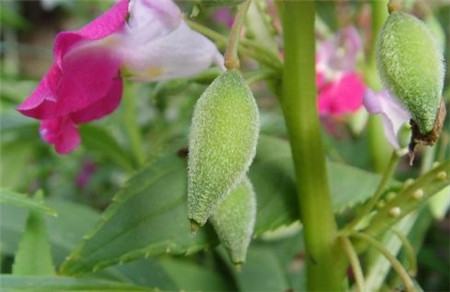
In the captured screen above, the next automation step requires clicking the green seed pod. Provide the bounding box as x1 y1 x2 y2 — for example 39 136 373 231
188 69 259 227
377 11 444 135
210 177 256 265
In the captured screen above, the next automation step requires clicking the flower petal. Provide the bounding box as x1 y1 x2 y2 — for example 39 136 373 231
121 22 222 81
54 0 129 66
40 117 81 154
363 89 411 149
317 26 362 74
70 78 123 123
127 0 182 44
318 72 364 115
17 64 61 118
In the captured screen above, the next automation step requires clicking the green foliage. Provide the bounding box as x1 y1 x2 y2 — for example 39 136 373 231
0 189 57 217
1 200 101 265
60 148 218 276
55 135 383 275
80 125 135 172
0 275 154 291
12 194 55 276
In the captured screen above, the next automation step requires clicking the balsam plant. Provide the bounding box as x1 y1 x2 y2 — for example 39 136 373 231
187 69 259 228
2 0 449 292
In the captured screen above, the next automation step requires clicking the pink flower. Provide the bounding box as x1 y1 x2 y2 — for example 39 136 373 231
213 8 235 28
363 89 411 150
18 0 222 154
316 27 365 116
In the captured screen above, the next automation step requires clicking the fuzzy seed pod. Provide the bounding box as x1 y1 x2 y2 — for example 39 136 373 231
377 11 445 136
188 69 259 227
210 177 256 265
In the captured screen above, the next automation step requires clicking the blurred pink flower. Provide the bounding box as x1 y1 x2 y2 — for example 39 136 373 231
18 0 222 154
76 160 97 188
316 27 365 116
363 89 411 149
213 8 235 28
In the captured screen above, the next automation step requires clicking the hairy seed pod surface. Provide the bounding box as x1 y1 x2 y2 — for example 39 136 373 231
188 69 259 227
377 11 444 135
210 177 256 265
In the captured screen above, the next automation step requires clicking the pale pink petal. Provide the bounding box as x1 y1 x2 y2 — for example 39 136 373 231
40 117 81 154
121 22 222 81
127 0 182 44
54 0 129 66
318 73 364 116
317 26 362 73
363 89 411 149
70 78 123 123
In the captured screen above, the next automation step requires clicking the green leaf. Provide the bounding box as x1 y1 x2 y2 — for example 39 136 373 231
0 189 57 217
234 246 291 291
158 257 234 291
0 200 101 265
60 148 218 276
0 275 154 291
0 143 35 190
79 125 135 172
328 163 381 212
253 135 382 219
250 136 298 234
59 136 382 275
12 194 55 276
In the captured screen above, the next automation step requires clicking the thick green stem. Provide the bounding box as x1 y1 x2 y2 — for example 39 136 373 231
365 0 391 173
280 1 344 290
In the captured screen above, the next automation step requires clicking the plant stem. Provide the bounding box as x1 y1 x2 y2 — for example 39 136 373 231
186 19 281 70
359 160 450 242
280 1 344 290
365 0 391 173
350 232 415 292
391 227 417 276
345 151 399 232
224 0 252 69
122 83 145 167
339 236 365 292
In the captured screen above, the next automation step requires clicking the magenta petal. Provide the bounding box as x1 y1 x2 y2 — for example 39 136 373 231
17 65 62 118
71 78 123 123
54 0 129 66
318 72 364 115
55 47 121 117
40 117 81 154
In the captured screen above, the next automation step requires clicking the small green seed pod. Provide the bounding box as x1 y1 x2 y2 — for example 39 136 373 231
188 69 259 227
377 11 445 135
210 177 256 265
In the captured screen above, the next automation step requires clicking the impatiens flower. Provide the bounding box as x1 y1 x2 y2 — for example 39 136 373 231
316 27 365 116
363 89 411 150
18 0 223 154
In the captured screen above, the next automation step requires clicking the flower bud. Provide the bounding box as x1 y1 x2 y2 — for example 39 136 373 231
377 11 445 140
210 177 256 265
188 69 259 227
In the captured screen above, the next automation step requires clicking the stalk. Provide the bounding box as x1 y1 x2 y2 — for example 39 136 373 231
280 1 344 290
